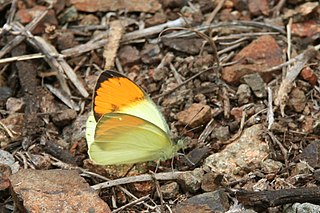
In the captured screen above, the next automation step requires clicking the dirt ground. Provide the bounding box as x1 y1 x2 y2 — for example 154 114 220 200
0 0 320 212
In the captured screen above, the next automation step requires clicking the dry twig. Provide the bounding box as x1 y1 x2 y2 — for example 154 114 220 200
204 0 226 25
0 7 48 59
267 87 274 130
91 171 189 190
103 20 125 70
274 46 319 116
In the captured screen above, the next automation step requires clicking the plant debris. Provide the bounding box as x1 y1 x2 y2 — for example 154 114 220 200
0 0 320 212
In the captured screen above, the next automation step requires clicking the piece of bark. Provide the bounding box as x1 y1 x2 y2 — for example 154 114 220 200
11 43 45 148
235 187 320 210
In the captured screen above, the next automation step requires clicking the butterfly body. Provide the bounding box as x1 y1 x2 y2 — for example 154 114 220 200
86 70 183 165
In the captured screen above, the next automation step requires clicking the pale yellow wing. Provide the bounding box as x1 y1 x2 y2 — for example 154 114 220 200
87 113 177 165
85 111 96 148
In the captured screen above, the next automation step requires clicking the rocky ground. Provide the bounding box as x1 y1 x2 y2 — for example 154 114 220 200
0 0 320 212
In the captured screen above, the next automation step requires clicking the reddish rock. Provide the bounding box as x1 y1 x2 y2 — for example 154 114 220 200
9 169 111 213
302 116 314 133
130 181 153 197
230 107 243 123
300 66 318 86
248 0 270 16
80 14 100 25
201 172 223 192
0 164 11 190
219 8 240 22
15 6 58 34
222 35 283 84
176 103 212 128
145 12 167 27
291 21 320 37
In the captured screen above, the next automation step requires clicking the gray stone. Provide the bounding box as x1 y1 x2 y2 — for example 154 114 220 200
284 202 320 213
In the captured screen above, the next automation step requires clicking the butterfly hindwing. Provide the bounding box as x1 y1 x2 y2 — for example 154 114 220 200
88 113 175 165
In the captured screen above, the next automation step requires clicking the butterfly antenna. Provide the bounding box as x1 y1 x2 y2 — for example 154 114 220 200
182 106 205 133
177 152 195 166
184 125 204 134
123 164 136 177
171 156 175 173
154 160 160 173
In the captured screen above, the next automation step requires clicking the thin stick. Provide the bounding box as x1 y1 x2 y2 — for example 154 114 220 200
0 53 52 64
204 0 226 25
122 17 191 42
267 87 274 130
49 156 157 210
158 21 286 40
272 0 286 18
286 18 293 62
268 131 288 166
263 44 320 73
91 171 188 190
6 0 17 25
30 35 89 98
0 7 48 59
112 195 150 213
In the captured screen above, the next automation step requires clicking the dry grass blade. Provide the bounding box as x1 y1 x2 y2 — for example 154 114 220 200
122 17 191 42
267 87 274 130
0 53 50 64
112 195 150 213
103 20 125 70
45 84 79 110
274 46 319 116
204 0 226 25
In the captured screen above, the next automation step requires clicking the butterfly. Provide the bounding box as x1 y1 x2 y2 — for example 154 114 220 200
86 70 184 165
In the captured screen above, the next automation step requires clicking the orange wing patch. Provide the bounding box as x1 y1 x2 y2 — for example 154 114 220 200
94 77 145 120
95 114 145 137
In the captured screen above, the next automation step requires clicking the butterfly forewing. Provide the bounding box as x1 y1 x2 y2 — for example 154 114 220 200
93 70 169 133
